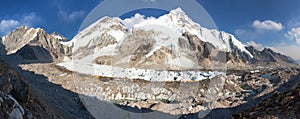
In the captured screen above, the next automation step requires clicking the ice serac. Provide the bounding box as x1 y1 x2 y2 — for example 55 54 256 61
1 26 70 63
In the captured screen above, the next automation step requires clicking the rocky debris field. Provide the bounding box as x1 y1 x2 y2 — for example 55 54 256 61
18 62 300 118
236 70 300 118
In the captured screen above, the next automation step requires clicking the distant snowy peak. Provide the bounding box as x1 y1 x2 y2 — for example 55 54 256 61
51 32 68 41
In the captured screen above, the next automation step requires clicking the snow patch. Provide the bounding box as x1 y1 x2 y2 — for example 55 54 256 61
52 34 64 40
80 44 117 63
60 41 73 47
1 36 5 42
107 30 125 42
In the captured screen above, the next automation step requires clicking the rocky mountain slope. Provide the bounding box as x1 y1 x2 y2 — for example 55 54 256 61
1 26 70 63
0 58 55 118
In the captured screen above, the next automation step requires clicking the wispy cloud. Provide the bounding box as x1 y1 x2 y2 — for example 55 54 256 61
285 28 300 44
252 20 283 31
246 41 264 51
0 12 41 36
58 10 86 22
143 0 156 3
0 20 20 35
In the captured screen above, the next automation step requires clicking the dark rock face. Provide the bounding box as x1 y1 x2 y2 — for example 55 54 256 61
180 32 252 64
0 92 24 119
0 60 29 102
15 45 53 63
180 32 218 60
0 59 28 118
0 37 6 56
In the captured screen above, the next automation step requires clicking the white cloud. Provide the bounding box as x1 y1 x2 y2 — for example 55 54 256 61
0 20 20 35
0 13 41 36
235 29 257 40
252 20 283 31
246 41 264 51
22 13 41 26
58 10 86 22
121 13 155 29
285 28 300 45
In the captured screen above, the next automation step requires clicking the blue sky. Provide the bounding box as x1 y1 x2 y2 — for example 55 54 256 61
1 0 300 60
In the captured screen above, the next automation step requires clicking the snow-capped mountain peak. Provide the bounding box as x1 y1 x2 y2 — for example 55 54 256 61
166 7 195 26
125 8 253 58
170 7 185 15
61 7 256 72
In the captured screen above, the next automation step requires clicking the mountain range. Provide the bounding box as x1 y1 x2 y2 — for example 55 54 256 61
0 8 298 71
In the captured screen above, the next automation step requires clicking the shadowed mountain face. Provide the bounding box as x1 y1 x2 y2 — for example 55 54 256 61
0 37 6 56
14 45 53 63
